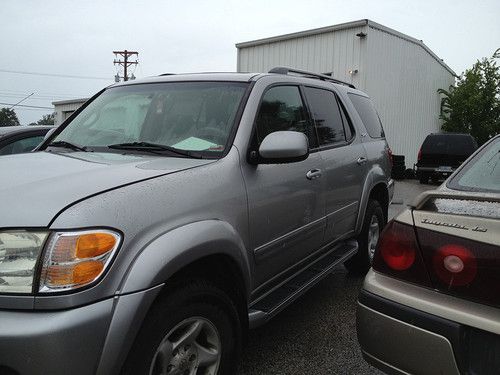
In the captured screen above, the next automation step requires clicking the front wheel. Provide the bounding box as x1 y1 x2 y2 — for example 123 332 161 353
345 199 385 274
122 280 241 375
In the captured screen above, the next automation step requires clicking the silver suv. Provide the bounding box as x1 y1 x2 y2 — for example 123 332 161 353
0 68 393 375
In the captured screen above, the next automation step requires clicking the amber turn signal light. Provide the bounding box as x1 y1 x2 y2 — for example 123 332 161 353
39 229 121 292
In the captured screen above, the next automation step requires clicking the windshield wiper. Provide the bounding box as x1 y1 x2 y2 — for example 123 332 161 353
47 140 88 152
107 142 202 158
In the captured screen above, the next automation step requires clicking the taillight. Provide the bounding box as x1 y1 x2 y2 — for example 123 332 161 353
416 228 500 308
417 147 422 162
372 220 432 287
433 244 477 286
387 147 393 167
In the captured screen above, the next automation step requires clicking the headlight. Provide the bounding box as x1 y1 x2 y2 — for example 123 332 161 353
39 229 121 293
0 229 121 294
0 231 49 293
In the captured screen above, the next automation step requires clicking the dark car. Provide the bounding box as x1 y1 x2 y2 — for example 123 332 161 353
416 133 477 184
357 134 500 375
0 125 54 156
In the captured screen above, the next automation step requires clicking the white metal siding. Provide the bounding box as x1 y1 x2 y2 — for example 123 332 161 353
53 101 86 126
237 26 367 88
364 26 455 167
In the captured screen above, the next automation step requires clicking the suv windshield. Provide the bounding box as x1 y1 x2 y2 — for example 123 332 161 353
448 137 499 193
51 82 248 157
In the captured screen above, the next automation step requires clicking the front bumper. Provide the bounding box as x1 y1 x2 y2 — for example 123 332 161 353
357 275 500 375
0 284 163 375
0 298 114 375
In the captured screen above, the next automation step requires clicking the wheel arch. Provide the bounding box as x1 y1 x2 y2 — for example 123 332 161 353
96 220 251 374
356 178 389 234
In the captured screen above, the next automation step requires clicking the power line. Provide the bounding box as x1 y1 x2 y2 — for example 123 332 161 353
0 102 53 109
0 88 90 98
0 68 110 80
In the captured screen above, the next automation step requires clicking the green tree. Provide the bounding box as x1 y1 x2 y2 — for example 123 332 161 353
0 108 20 127
438 49 500 145
30 112 55 126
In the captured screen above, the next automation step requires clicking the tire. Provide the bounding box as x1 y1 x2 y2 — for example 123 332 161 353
419 173 429 184
122 280 241 375
345 199 385 274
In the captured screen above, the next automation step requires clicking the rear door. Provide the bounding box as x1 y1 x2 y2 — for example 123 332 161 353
241 85 326 286
303 86 366 243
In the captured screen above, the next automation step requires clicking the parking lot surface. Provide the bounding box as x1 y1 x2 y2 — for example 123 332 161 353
238 180 434 374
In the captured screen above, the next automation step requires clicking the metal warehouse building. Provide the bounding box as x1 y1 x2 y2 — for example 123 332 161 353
236 19 456 168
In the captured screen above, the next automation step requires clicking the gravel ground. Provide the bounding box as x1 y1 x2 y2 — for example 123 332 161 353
238 179 435 375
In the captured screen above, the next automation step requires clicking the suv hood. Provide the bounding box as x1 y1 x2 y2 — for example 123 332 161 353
0 151 214 227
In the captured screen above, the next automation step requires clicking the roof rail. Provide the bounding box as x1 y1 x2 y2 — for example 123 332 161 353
268 67 355 88
159 73 176 76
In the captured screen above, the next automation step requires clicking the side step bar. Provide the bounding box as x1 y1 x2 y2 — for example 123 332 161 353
248 240 358 329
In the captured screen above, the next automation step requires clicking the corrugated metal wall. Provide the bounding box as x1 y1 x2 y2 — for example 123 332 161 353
365 26 455 167
236 22 455 168
237 25 367 88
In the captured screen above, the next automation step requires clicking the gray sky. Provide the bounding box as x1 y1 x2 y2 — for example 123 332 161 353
2 0 499 124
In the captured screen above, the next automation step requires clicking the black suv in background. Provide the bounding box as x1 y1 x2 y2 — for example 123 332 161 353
416 133 477 184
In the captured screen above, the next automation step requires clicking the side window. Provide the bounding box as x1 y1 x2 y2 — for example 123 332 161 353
0 135 45 156
304 87 345 146
337 99 354 141
348 93 385 138
255 86 316 148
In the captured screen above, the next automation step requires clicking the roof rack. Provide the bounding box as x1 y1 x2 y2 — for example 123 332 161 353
268 67 355 88
159 73 176 76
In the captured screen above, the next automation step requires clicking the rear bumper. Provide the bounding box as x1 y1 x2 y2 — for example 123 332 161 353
357 277 500 375
416 165 456 177
357 291 461 375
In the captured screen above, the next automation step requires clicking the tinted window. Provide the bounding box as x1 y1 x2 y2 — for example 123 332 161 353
255 86 316 147
338 99 354 141
304 87 345 146
448 137 499 193
348 94 384 138
0 135 45 155
422 134 477 155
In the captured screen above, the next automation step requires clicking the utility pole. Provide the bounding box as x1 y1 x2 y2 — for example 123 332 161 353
113 50 138 82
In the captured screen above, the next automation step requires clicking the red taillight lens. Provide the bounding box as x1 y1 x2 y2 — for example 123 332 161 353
387 147 393 167
417 147 422 162
380 229 415 271
416 227 500 308
372 220 432 287
433 244 477 286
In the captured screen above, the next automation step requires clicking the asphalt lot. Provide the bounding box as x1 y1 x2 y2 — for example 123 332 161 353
238 179 435 375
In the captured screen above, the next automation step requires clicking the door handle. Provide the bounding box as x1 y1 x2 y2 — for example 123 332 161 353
306 169 322 180
356 157 367 165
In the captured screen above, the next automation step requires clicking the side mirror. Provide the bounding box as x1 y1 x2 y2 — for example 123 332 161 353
34 127 57 151
43 128 57 141
258 131 309 164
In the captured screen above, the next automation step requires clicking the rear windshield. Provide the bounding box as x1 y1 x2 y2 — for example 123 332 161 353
348 93 385 138
422 134 477 155
447 137 499 193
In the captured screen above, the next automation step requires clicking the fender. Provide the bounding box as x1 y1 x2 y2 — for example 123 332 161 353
96 220 251 374
355 166 389 234
119 219 251 295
